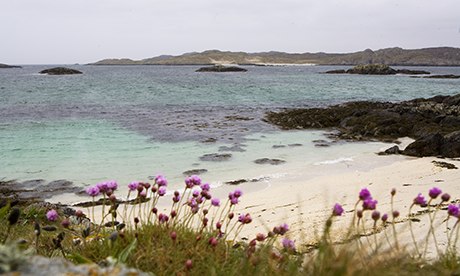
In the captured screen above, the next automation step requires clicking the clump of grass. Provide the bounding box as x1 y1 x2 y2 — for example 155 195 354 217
2 176 460 275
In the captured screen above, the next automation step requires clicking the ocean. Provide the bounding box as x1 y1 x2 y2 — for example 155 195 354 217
1 65 459 204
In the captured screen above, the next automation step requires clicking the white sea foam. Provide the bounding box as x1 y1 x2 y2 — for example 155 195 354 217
314 157 354 165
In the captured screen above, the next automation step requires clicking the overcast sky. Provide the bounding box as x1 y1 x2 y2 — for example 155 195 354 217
2 0 459 64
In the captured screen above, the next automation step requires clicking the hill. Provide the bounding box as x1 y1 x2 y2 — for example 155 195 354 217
90 47 460 66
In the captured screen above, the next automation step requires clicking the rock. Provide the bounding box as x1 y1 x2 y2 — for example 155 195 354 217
182 169 208 176
254 158 286 165
0 63 22 69
272 145 286 148
288 143 303 147
218 145 246 152
196 65 247 72
323 69 347 74
346 64 398 75
402 133 444 157
323 64 430 75
423 74 460 79
396 69 430 75
39 67 82 75
440 131 460 157
378 145 402 155
199 153 232 161
432 161 458 169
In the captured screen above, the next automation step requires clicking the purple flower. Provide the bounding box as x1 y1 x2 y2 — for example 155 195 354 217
187 198 198 208
158 213 169 223
392 210 400 218
230 196 239 205
192 190 200 198
158 187 167 196
155 175 168 187
281 238 295 251
273 223 289 235
381 213 388 222
86 186 100 197
428 187 442 199
107 180 118 191
211 198 220 207
96 182 109 193
233 189 243 198
448 204 459 217
442 193 451 202
359 188 372 201
362 198 378 210
332 203 344 216
371 210 381 221
128 181 140 191
238 213 252 224
200 183 210 191
185 175 201 188
413 193 427 206
173 195 181 203
46 209 58 222
140 190 147 198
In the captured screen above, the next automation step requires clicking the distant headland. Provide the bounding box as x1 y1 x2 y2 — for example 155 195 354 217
90 47 460 66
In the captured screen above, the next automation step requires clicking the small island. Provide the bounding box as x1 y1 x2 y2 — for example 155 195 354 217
0 63 22 69
196 65 247 72
39 67 83 75
324 64 430 75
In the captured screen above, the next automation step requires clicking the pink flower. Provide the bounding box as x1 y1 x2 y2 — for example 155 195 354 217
158 187 167 196
362 198 378 210
332 203 344 216
281 238 295 251
413 193 427 206
359 188 372 201
211 198 220 207
428 187 442 199
155 175 168 187
448 204 459 217
85 186 100 197
128 181 139 191
46 209 58 221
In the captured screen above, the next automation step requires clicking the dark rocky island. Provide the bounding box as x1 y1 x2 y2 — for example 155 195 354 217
265 94 460 158
196 65 247 72
324 64 430 75
0 63 22 68
39 67 82 75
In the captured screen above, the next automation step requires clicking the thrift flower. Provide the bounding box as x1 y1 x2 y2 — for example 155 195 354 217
128 181 140 191
392 210 400 218
413 193 427 206
371 210 381 221
86 186 100 197
442 193 451 202
332 203 344 216
200 183 210 191
281 238 296 251
428 187 442 199
233 189 243 198
46 209 58 222
381 213 388 222
96 182 109 193
158 187 167 196
238 213 252 224
363 198 378 210
448 204 459 217
107 180 118 191
359 188 372 201
185 175 201 188
211 198 220 207
156 175 168 187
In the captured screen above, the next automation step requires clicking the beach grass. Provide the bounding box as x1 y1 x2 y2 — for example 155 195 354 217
2 176 460 275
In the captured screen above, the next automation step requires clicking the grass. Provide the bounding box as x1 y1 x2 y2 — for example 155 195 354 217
1 176 460 275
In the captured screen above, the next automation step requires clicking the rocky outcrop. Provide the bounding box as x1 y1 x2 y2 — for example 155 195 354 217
182 169 208 176
39 67 82 75
424 75 460 79
324 64 430 75
266 94 460 157
196 65 247 72
254 158 286 165
199 153 232 161
0 63 22 68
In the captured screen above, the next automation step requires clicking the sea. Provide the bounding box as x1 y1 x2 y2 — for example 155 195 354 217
1 65 459 204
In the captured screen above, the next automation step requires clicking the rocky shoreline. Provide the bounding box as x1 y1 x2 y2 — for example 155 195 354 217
265 94 460 158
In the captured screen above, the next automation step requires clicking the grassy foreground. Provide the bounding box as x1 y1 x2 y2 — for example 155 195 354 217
1 176 460 275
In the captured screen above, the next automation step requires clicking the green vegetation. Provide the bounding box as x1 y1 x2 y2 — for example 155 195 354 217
2 177 460 275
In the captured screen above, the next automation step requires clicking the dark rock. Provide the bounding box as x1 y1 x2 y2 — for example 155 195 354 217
396 69 430 75
225 176 269 185
254 158 286 165
324 69 347 74
288 143 303 147
196 65 247 72
440 131 460 158
378 145 402 155
39 67 82 75
199 153 232 161
0 179 80 202
272 145 286 148
346 64 397 75
182 169 208 176
432 161 458 169
0 63 22 69
424 74 460 79
402 133 444 157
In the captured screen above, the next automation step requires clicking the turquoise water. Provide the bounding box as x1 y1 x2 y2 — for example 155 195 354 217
1 65 459 203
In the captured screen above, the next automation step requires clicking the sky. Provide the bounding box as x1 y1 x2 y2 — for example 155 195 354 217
1 0 460 64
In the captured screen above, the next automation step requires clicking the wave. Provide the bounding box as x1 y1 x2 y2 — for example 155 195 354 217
314 157 354 165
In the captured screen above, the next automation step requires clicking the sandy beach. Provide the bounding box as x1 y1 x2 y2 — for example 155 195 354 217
236 154 460 255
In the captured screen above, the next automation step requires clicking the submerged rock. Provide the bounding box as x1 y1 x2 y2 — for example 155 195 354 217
199 153 232 161
39 67 82 75
196 65 247 72
182 169 208 176
423 74 460 79
254 158 286 165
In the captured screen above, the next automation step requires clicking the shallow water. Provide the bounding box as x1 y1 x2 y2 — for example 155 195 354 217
1 65 459 203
